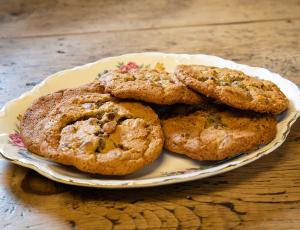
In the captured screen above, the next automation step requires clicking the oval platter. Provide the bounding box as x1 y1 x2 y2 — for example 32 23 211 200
0 52 299 188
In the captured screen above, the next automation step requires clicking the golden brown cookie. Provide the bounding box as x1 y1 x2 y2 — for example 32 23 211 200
176 65 288 114
98 64 206 105
162 105 277 161
21 89 164 175
20 82 105 154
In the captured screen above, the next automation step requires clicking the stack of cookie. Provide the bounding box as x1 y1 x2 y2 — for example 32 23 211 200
20 62 288 175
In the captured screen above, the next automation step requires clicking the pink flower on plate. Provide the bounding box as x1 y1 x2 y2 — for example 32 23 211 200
126 61 139 69
119 65 129 73
118 61 139 73
9 132 25 148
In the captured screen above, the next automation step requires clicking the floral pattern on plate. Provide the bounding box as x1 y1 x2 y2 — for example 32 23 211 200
1 52 299 188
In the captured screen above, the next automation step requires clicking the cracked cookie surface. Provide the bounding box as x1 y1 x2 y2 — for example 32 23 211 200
98 65 206 105
162 105 277 160
22 89 164 175
20 82 105 154
176 65 288 114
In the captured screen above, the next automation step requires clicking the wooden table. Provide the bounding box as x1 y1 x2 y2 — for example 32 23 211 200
1 0 299 229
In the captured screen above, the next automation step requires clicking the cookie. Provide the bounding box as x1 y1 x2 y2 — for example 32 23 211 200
22 91 164 175
162 105 277 161
98 63 206 105
176 65 288 114
20 82 105 154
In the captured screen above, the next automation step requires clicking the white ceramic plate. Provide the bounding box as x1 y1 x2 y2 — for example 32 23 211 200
1 52 299 188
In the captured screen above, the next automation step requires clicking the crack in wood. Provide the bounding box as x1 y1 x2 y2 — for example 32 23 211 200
256 191 287 195
237 198 300 204
218 202 247 216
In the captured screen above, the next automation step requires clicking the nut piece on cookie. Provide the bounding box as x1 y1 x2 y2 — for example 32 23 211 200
175 65 288 114
162 105 277 161
98 63 207 105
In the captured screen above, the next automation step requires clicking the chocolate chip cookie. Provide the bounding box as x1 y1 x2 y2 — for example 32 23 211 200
21 89 164 175
176 65 288 114
162 105 277 160
20 82 105 154
98 64 206 105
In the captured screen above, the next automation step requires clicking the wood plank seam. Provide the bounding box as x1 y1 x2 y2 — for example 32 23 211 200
1 17 299 40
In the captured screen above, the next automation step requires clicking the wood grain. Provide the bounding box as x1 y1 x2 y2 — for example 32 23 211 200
0 20 299 106
0 0 300 229
1 122 300 229
0 0 299 38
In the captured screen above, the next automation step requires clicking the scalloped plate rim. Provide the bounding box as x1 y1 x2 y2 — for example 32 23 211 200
0 52 299 188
